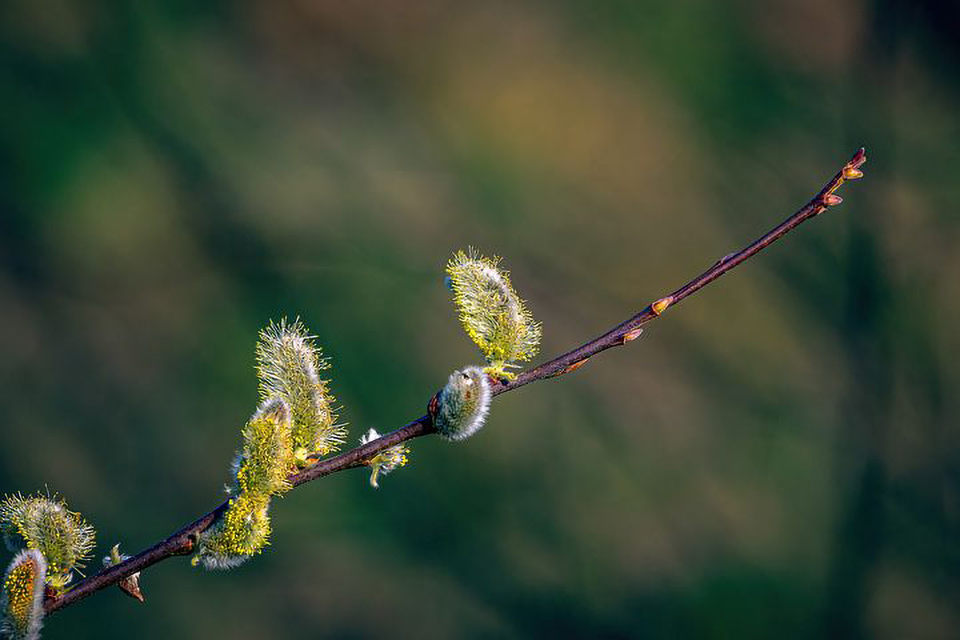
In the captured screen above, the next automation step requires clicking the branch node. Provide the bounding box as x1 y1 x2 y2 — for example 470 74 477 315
177 534 198 555
621 327 644 344
714 251 737 267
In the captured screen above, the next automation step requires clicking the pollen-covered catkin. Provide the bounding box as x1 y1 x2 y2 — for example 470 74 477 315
256 318 344 464
232 397 295 497
1 549 46 640
0 494 95 593
446 249 542 380
195 398 296 570
431 366 492 441
192 493 272 570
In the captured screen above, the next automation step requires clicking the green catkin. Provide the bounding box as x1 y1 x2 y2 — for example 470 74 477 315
446 249 542 379
232 398 295 497
195 399 296 570
0 494 95 593
195 318 346 571
1 549 46 640
359 429 409 489
431 366 492 441
256 318 344 465
192 493 272 571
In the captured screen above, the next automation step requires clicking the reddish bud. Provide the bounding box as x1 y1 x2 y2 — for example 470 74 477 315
562 358 591 375
651 297 673 315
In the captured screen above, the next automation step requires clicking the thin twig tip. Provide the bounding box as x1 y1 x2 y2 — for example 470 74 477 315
850 147 867 168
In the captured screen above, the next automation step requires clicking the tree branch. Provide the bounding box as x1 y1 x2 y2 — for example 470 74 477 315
43 147 867 616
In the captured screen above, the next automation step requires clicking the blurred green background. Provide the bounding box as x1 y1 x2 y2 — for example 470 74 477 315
1 1 958 638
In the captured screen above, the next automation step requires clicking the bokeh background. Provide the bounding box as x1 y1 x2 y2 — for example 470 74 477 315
1 1 958 638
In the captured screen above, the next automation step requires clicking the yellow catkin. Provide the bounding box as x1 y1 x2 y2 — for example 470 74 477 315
446 250 541 379
256 318 344 463
192 494 272 570
1 549 46 640
0 494 95 592
233 398 295 497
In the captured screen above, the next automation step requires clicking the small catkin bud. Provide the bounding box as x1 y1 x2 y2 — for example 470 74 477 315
232 398 295 498
1 549 46 640
446 249 542 380
359 429 410 489
192 494 272 571
102 544 143 603
256 318 345 464
0 494 95 593
431 366 492 441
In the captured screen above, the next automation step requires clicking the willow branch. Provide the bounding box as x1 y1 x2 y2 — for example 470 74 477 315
44 148 867 616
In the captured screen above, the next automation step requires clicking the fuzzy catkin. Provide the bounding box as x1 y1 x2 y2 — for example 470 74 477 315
192 494 272 570
195 398 295 570
446 250 541 379
432 366 492 441
1 549 46 640
232 397 295 497
256 318 344 462
0 495 95 592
